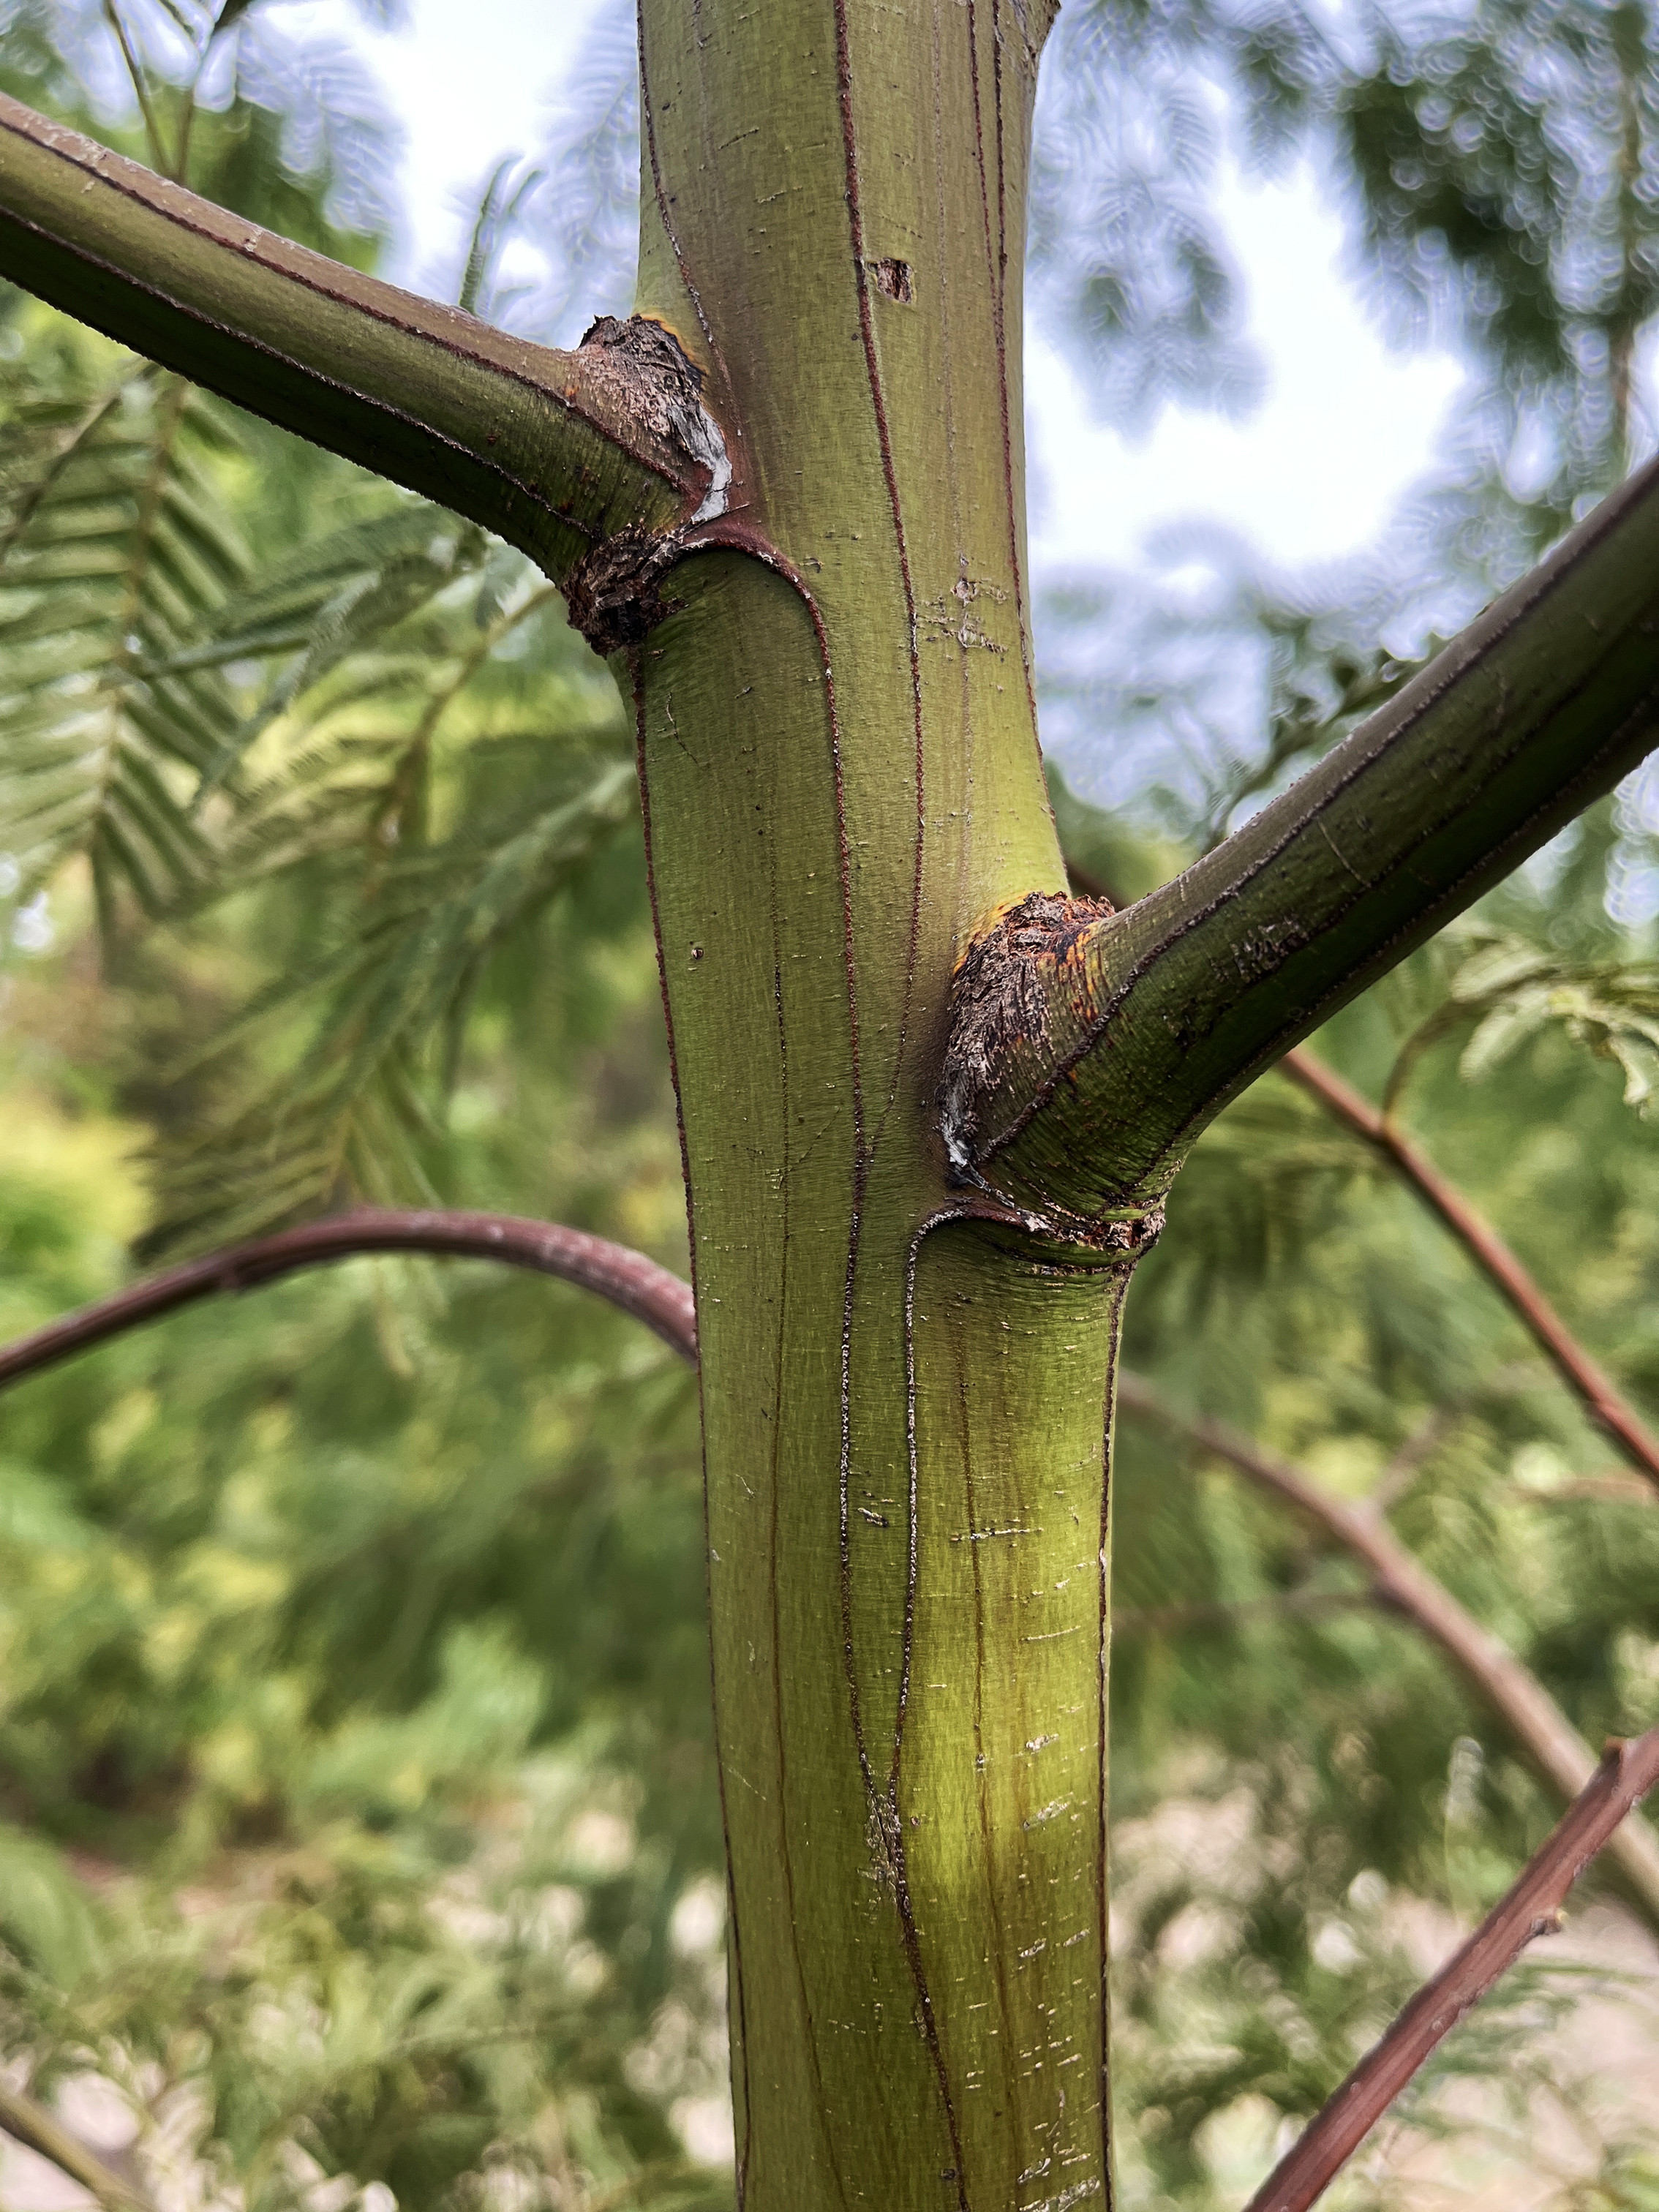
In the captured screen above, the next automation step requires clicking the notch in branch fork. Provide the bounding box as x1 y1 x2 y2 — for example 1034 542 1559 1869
941 891 1113 1175
941 890 1165 1254
0 98 731 594
562 315 731 656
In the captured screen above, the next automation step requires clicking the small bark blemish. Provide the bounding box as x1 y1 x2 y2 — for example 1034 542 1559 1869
866 256 914 303
565 522 686 656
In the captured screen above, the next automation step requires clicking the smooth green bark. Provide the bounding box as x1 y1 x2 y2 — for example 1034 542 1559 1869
625 7 1140 2199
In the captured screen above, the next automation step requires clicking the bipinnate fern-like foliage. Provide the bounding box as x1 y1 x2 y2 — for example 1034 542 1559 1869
0 341 249 930
144 744 636 1255
0 310 639 1254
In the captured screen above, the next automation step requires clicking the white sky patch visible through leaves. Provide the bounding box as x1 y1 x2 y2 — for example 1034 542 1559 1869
285 0 1470 576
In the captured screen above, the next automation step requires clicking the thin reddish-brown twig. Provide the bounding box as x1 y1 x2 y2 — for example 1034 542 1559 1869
1116 1374 1659 1922
1280 1046 1659 1489
1243 1725 1659 2212
0 1206 698 1389
0 2079 152 2212
0 2080 152 2212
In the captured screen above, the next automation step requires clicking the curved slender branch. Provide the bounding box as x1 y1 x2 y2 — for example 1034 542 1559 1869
1279 1046 1659 1489
1242 1724 1659 2212
1511 1472 1655 1505
0 97 724 584
0 1206 698 1389
1116 1373 1659 1927
0 2080 153 2212
950 457 1659 1233
1111 1589 1375 1639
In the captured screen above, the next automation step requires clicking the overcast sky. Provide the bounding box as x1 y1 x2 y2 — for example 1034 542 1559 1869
287 0 1468 586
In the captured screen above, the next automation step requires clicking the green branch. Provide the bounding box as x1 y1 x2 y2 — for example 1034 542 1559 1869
0 97 724 586
949 457 1659 1233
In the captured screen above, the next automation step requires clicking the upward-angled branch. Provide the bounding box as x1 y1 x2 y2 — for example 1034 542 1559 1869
1244 1726 1659 2212
1066 845 1659 1480
1116 1373 1659 1927
947 460 1659 1235
1279 1048 1659 1487
0 97 726 589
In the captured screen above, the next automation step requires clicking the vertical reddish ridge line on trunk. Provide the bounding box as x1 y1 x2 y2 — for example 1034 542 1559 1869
976 0 1041 745
754 949 794 2212
892 1211 1124 2202
652 513 868 2204
824 26 945 2066
821 26 942 2127
988 0 1010 347
687 520 868 1173
955 1327 1024 2157
688 518 878 1807
892 1200 1089 2202
682 523 889 2024
683 533 871 1791
724 1851 753 2210
832 0 928 1162
927 0 981 990
1096 1327 1118 2211
895 1208 972 1800
838 1216 881 1802
631 650 696 1317
897 1204 982 2212
955 1318 1035 2167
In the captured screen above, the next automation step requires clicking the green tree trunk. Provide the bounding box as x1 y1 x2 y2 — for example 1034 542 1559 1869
630 7 1131 2202
3 1 1659 2205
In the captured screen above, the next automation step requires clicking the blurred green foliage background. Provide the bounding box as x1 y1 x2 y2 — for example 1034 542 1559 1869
1 0 1658 2208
